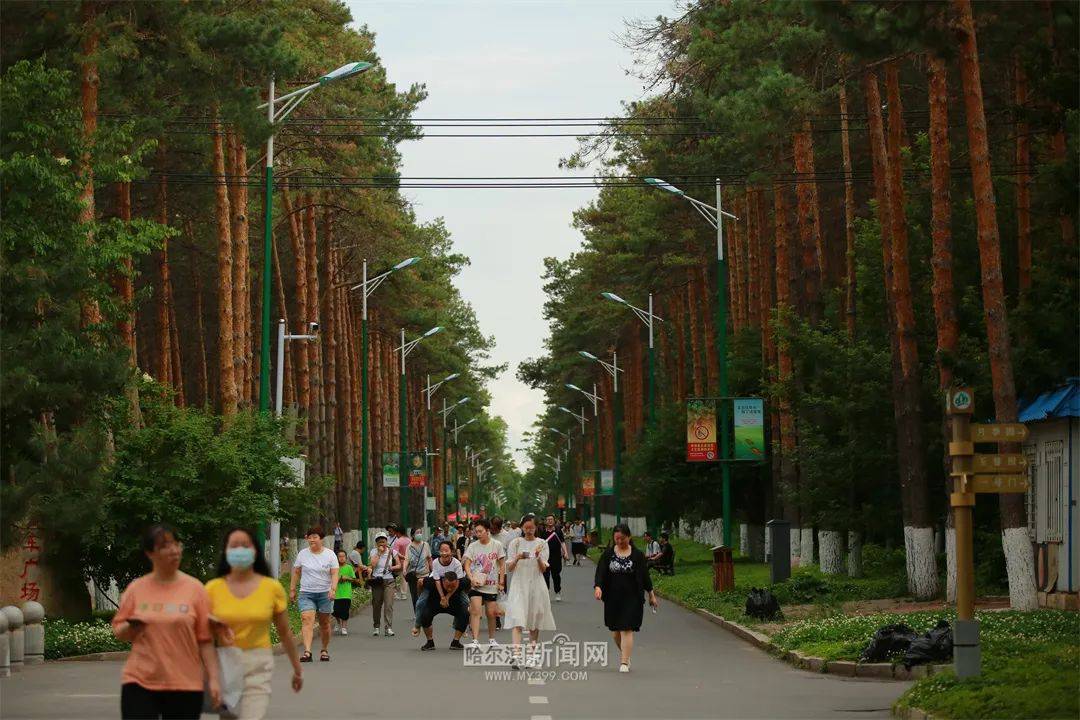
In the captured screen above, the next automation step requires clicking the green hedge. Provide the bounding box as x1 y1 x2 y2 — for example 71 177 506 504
44 618 129 660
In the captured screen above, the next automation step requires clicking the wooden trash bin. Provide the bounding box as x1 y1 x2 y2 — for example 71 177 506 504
712 546 734 592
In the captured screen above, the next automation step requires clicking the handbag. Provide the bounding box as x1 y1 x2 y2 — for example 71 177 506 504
203 645 244 717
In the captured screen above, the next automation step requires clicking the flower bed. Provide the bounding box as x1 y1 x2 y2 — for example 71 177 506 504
44 618 129 660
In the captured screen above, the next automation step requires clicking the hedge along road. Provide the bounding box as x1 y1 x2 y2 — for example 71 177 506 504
1 564 908 719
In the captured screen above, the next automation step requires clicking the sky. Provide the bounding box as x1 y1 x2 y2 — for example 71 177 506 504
345 1 678 468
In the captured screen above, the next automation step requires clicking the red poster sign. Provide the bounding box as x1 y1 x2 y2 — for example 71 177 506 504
687 399 718 462
557 495 566 509
582 475 595 497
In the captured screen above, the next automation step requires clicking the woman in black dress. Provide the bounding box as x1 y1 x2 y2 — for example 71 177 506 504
593 523 658 673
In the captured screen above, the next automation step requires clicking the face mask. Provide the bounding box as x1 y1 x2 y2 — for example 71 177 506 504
413 534 423 541
226 546 256 569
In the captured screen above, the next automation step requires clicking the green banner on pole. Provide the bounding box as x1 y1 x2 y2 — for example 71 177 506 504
382 452 400 488
733 398 766 460
446 481 456 504
600 469 614 495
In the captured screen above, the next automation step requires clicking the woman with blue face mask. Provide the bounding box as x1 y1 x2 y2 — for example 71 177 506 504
206 527 304 719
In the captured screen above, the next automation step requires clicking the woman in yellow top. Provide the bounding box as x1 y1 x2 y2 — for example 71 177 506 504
206 527 304 719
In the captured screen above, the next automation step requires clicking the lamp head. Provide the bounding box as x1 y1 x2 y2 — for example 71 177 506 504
443 372 460 383
319 61 373 85
600 292 626 305
578 350 598 361
423 325 444 338
644 177 685 196
559 406 573 415
393 256 421 271
565 383 582 392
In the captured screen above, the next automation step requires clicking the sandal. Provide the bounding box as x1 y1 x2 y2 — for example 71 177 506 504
299 651 312 663
319 650 330 662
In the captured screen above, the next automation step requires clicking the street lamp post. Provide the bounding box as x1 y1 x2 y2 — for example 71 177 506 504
559 406 588 522
440 396 469 523
348 256 420 542
600 292 662 428
567 383 602 528
424 373 459 529
272 318 318 578
396 325 443 530
580 350 623 524
547 428 572 521
645 176 739 548
257 62 373 413
452 417 476 519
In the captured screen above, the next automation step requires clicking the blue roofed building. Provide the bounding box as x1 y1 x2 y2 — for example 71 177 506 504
1019 378 1079 608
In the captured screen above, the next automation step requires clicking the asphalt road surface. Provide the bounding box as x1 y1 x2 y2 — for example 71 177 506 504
1 563 909 719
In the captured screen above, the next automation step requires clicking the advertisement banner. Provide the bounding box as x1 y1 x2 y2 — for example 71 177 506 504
382 452 400 487
408 451 427 488
582 475 596 497
556 494 566 509
733 398 766 460
600 469 614 495
446 482 456 504
460 487 470 504
687 399 718 461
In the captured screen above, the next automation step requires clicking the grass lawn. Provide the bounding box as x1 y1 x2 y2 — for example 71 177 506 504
591 534 1078 719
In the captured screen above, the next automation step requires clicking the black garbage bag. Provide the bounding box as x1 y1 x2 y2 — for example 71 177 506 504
902 620 953 668
744 588 782 620
859 623 918 663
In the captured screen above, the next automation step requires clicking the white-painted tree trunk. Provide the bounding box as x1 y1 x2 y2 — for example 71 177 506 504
1002 527 1038 610
945 526 957 603
800 527 815 566
764 525 773 561
818 530 844 574
847 530 863 577
739 523 749 555
746 524 765 562
790 526 801 566
904 525 939 599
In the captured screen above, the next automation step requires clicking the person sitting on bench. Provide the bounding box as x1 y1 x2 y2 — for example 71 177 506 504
649 532 675 575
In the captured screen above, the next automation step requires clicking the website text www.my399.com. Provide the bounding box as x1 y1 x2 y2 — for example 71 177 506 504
483 669 590 682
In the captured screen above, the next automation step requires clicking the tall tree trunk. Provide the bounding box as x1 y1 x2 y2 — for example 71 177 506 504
866 67 937 598
838 74 857 338
78 0 102 326
1044 0 1076 246
773 178 799 564
212 112 237 416
953 0 1036 609
304 195 322 470
793 122 823 324
229 131 251 406
745 188 759 330
113 182 136 358
189 242 210 409
282 187 309 431
154 168 174 387
929 53 960 600
686 259 704 397
272 233 296 412
1013 55 1032 294
322 241 339 513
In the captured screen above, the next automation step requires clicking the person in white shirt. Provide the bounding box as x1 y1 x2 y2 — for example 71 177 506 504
462 519 506 647
367 534 401 636
289 526 340 662
643 532 662 561
414 541 469 649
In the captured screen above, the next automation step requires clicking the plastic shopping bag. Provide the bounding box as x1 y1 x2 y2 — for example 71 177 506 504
204 645 245 717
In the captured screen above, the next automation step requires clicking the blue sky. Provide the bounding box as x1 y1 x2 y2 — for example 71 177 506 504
345 1 678 467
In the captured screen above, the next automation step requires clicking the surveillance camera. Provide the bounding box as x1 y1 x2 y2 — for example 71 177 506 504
308 321 319 333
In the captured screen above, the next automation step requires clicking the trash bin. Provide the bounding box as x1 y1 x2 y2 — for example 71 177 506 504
712 546 734 592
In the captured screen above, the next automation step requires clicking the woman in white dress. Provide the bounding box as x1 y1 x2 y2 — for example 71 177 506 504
503 514 556 668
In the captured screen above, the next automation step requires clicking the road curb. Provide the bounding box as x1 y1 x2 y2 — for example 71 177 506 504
55 599 372 663
655 589 946 682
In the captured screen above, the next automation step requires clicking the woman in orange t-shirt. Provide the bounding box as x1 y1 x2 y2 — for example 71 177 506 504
112 524 220 719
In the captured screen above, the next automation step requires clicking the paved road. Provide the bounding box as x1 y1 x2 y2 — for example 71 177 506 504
2 563 908 719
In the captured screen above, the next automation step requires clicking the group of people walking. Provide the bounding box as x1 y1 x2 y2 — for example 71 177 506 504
110 515 660 718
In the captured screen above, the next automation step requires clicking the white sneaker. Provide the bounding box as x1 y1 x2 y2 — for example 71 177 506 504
372 628 380 637
555 594 562 602
341 627 348 636
488 638 500 647
468 639 480 649
385 628 395 637
619 663 630 673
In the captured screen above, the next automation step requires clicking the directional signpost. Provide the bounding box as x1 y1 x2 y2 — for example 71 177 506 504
946 387 1030 679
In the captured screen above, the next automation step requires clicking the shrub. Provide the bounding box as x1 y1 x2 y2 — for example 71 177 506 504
44 618 129 660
